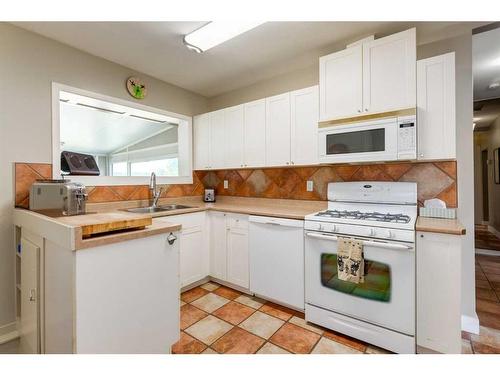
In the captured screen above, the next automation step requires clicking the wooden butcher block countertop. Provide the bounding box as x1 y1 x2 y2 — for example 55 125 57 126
416 217 466 235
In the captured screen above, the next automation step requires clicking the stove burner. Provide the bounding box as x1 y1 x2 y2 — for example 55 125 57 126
315 210 411 224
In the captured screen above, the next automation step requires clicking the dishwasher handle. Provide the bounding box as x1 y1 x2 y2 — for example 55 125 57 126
249 215 304 228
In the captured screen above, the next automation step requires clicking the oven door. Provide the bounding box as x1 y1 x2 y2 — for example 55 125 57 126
318 118 398 163
305 231 415 335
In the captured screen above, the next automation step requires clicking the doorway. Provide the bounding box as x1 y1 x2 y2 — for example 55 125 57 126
481 149 489 222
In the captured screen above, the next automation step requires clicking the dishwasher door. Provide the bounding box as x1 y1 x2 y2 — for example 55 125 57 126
249 215 304 310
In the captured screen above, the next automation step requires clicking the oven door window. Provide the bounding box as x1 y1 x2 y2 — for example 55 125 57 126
320 253 391 302
326 128 385 155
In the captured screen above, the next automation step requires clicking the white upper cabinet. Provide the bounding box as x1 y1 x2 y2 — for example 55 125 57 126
319 28 416 122
362 28 416 114
225 105 245 168
193 114 210 170
209 110 226 169
266 92 291 166
319 45 363 121
244 99 266 168
417 52 456 160
291 86 319 166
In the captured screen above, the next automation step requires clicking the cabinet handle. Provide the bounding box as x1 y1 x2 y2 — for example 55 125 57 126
286 162 289 165
420 234 424 238
167 233 177 245
364 108 368 112
419 153 424 157
29 288 36 302
358 109 361 113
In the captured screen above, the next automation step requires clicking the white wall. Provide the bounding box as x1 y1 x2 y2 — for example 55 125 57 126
0 23 209 330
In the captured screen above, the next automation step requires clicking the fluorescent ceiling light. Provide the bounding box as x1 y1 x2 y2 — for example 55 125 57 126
184 21 264 53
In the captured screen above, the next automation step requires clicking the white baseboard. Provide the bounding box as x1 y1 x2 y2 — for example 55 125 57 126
476 248 500 256
487 225 500 239
0 321 19 345
461 314 480 335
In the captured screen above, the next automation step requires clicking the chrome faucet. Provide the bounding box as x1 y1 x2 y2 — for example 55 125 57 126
149 172 163 208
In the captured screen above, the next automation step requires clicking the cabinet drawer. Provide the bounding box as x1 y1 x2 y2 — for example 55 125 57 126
155 212 205 231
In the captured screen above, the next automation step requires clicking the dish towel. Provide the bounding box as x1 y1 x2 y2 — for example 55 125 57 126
337 237 365 284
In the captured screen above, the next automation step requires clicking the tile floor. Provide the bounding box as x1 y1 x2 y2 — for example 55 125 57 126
475 225 500 252
174 282 390 354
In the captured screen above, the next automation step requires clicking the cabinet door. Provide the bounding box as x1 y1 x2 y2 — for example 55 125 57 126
244 99 266 168
193 114 210 170
210 212 228 280
417 52 456 160
20 238 40 354
290 86 319 166
416 232 461 353
225 104 245 168
362 28 416 114
209 110 226 169
319 45 363 121
179 227 205 287
227 226 249 289
266 92 291 166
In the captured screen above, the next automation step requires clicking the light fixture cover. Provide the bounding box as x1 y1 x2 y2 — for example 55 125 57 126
184 21 264 53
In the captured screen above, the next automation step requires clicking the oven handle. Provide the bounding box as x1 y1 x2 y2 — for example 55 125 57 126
305 232 414 251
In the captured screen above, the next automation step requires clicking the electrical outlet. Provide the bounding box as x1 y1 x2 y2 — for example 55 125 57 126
224 180 229 189
306 180 313 192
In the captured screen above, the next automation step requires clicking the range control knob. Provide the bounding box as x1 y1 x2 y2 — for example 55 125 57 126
331 224 338 232
368 228 375 236
384 230 394 239
318 223 324 231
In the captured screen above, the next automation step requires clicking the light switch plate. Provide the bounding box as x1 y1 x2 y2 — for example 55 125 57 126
306 180 313 192
224 180 229 189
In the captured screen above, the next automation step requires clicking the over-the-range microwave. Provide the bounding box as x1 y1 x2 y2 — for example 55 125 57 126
318 115 416 163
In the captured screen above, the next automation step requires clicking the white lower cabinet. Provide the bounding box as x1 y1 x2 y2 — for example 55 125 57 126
209 212 249 289
156 212 209 288
416 231 462 354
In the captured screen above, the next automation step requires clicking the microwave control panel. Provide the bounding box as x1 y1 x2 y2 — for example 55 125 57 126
397 115 416 159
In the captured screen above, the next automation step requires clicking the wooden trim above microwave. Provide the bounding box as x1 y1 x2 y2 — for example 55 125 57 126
318 107 416 128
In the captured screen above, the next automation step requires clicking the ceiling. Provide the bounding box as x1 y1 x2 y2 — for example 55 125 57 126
60 101 175 155
473 27 500 101
13 21 485 98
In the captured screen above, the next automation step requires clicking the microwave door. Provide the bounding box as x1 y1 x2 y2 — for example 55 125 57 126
319 120 398 163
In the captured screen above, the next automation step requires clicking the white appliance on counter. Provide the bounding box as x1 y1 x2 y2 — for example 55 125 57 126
318 114 416 163
304 181 417 353
249 216 304 310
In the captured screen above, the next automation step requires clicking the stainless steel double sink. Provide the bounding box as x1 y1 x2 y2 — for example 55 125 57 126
124 204 194 214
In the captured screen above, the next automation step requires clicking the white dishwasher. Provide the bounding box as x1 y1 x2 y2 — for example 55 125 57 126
249 215 304 310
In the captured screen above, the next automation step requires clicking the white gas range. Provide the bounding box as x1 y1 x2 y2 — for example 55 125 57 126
304 181 417 354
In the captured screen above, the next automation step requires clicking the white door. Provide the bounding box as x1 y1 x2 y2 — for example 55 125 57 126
225 104 245 168
319 45 363 121
227 226 249 289
210 212 228 281
244 99 266 168
209 110 226 169
179 227 205 287
362 28 416 114
417 52 456 160
193 114 210 170
20 238 40 354
304 231 415 335
266 92 291 166
290 86 319 166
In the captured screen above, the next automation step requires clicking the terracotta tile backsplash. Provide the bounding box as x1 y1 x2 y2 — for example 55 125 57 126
14 161 458 208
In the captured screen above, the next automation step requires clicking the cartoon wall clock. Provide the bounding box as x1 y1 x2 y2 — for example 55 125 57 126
126 77 147 99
